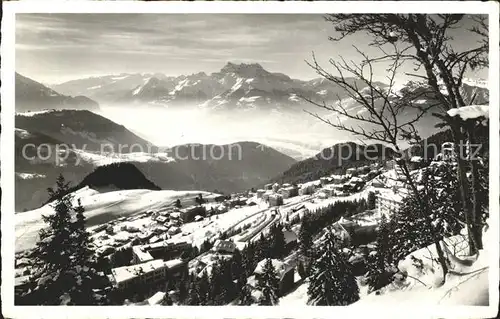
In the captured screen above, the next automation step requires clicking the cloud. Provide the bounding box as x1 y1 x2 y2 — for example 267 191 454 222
15 13 488 85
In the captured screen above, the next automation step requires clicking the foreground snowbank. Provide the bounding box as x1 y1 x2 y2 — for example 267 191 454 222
354 229 492 306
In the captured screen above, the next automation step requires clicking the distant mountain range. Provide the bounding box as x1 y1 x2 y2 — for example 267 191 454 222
51 62 387 111
16 73 100 113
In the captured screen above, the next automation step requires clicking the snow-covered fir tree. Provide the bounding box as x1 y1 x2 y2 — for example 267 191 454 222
186 282 200 305
389 163 463 264
269 223 286 259
307 228 359 305
299 216 313 258
197 270 210 305
20 174 105 305
365 214 395 292
237 274 254 305
256 258 281 305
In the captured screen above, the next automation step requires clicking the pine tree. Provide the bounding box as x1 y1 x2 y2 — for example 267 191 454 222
256 258 280 305
307 228 359 306
367 191 376 210
22 174 103 305
231 248 244 279
239 285 254 305
299 217 313 258
236 272 253 305
197 270 210 305
186 282 200 305
269 224 286 259
365 214 395 292
256 232 271 260
297 260 306 279
175 198 182 208
176 274 189 304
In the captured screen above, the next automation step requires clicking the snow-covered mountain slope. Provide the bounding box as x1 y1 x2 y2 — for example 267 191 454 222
15 109 155 152
15 187 218 253
16 73 100 113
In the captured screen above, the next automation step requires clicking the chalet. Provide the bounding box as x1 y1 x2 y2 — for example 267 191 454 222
256 189 266 198
331 174 348 184
279 186 298 199
254 259 295 295
298 180 320 195
320 177 332 186
135 238 192 261
179 206 206 223
264 183 274 191
318 191 328 199
230 197 248 207
268 194 283 207
262 190 274 201
167 226 181 236
272 183 280 192
132 245 154 264
346 167 357 176
358 165 370 174
155 216 168 224
212 239 237 254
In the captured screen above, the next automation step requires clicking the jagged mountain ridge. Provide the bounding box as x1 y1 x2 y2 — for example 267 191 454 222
51 62 387 110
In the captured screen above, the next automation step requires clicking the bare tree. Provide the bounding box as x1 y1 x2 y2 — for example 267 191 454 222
317 14 488 255
303 45 450 281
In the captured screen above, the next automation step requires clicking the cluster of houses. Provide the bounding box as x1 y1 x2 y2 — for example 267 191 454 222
315 163 384 199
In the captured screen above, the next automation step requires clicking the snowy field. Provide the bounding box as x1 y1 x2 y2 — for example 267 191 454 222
15 187 217 253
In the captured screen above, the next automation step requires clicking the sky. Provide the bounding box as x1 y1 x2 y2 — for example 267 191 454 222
16 14 489 85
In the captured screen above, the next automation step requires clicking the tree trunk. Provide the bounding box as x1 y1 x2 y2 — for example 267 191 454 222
467 124 484 250
450 123 478 255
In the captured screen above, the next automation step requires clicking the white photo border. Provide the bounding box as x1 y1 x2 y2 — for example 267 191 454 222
1 1 499 318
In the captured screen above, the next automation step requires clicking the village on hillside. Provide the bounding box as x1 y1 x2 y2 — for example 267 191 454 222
15 141 464 305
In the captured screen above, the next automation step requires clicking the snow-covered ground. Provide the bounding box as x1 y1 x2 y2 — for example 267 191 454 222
354 230 492 306
15 187 217 253
279 229 493 307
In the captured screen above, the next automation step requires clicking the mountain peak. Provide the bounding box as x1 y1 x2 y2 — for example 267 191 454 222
220 62 265 75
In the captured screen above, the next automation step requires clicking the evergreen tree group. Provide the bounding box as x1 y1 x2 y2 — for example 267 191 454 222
307 228 359 306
